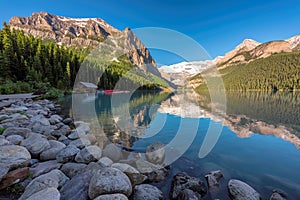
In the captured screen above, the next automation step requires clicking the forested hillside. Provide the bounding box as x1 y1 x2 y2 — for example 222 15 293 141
0 24 168 94
192 51 300 92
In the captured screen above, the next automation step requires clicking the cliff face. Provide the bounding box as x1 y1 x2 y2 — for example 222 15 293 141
8 12 158 73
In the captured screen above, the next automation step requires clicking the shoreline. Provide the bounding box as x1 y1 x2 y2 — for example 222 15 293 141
0 96 288 199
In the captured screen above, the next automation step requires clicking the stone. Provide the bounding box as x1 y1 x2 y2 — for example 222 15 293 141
30 160 62 178
170 172 207 199
0 167 29 189
0 114 9 121
75 123 90 134
40 140 66 161
56 145 80 163
205 170 223 188
228 179 261 200
0 138 10 146
75 145 102 163
112 163 139 173
102 143 123 162
2 127 30 138
111 163 147 185
31 115 51 134
68 130 82 140
0 164 9 182
98 157 113 167
53 125 71 137
26 187 60 200
60 172 92 200
63 118 73 125
60 162 87 178
21 133 51 157
6 134 24 145
88 167 132 199
69 137 91 149
58 135 71 146
0 145 31 169
19 169 69 200
94 194 129 200
270 189 287 200
49 115 63 125
133 184 163 200
83 162 105 175
145 142 165 164
135 159 169 182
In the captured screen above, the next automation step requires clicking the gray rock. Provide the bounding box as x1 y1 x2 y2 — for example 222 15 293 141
270 189 287 200
58 135 71 146
2 113 28 122
30 160 62 178
19 169 69 200
68 130 82 140
6 134 24 145
133 184 163 200
14 106 28 112
228 179 261 200
63 118 73 125
31 115 51 134
52 125 71 137
0 164 9 182
205 170 223 188
145 142 165 164
29 159 39 167
111 163 147 185
98 157 113 167
76 123 90 134
26 187 60 200
49 115 63 125
135 159 169 182
2 127 30 138
0 145 31 169
21 133 51 157
60 172 92 200
170 172 207 199
60 162 87 178
83 162 105 175
69 137 91 149
112 163 139 173
102 143 123 162
56 145 80 163
40 140 66 161
0 114 9 121
88 167 132 199
0 138 10 146
75 145 102 163
94 193 128 200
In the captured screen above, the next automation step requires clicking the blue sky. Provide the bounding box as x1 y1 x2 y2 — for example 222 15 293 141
1 0 300 65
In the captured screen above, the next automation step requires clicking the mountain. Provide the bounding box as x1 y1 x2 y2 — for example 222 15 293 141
8 11 159 75
158 60 214 86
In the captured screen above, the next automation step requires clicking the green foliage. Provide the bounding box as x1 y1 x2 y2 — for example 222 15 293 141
41 87 64 99
195 52 300 92
0 127 6 134
0 80 33 94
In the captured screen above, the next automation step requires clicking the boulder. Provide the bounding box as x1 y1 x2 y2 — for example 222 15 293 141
145 142 165 164
170 172 207 199
0 145 31 169
94 194 129 200
31 115 51 134
56 145 80 163
49 115 63 125
0 167 29 189
53 125 71 137
98 157 113 167
102 143 123 162
228 179 261 200
0 164 9 182
40 140 66 161
60 172 92 200
205 170 223 188
69 137 91 149
133 184 163 200
2 127 30 138
270 189 287 200
0 138 10 146
112 163 147 185
29 160 62 178
63 118 73 125
135 159 169 182
6 134 24 145
112 163 139 173
19 169 69 200
75 145 102 163
21 133 51 157
88 167 132 199
26 187 60 200
60 162 87 178
58 135 71 146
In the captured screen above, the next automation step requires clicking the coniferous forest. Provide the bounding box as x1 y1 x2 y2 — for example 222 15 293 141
0 24 168 95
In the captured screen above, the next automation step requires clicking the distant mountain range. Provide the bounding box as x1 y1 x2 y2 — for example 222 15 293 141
8 11 162 77
160 34 300 86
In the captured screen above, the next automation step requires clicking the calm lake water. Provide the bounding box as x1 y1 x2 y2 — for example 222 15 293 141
59 91 300 199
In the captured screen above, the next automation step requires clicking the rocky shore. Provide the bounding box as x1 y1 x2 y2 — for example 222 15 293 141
0 97 288 200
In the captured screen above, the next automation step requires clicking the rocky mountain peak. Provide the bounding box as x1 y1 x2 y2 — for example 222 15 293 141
286 34 300 49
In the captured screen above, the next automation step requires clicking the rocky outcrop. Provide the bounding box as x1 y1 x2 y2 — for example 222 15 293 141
228 179 261 200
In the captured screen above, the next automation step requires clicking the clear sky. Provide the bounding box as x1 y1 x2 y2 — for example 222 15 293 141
1 0 300 65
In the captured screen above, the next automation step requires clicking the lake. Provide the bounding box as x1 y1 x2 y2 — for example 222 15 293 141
59 90 300 199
